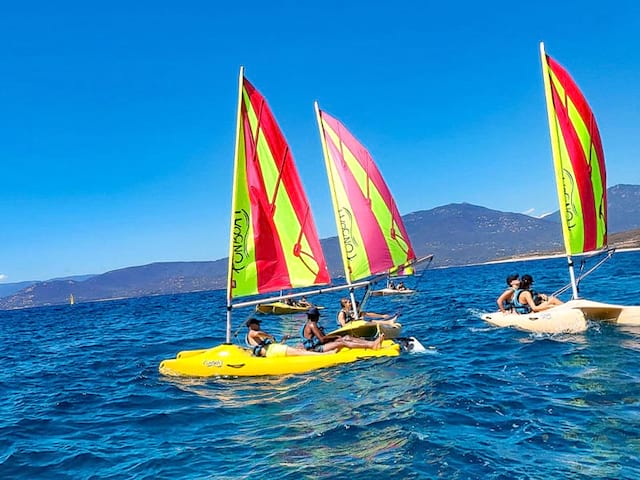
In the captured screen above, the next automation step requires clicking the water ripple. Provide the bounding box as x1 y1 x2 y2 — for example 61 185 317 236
2 252 640 478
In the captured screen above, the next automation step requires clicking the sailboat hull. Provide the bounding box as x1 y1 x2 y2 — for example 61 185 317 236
256 302 323 315
326 319 403 339
481 307 587 334
158 342 400 378
564 299 640 325
370 287 415 297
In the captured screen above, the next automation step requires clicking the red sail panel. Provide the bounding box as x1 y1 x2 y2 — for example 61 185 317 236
318 109 416 281
230 78 330 298
544 54 608 253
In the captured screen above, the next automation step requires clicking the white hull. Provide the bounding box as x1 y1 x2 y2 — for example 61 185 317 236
481 307 587 334
370 288 415 297
564 299 640 325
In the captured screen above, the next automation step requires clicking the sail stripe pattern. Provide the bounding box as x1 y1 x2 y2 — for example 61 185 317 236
318 109 416 282
544 54 607 254
229 77 330 298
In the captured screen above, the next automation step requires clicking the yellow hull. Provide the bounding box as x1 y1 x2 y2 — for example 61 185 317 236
255 302 323 315
158 341 400 377
326 319 403 339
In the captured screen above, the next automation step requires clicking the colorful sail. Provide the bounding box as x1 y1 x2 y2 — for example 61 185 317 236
540 43 607 256
227 71 330 299
315 104 416 283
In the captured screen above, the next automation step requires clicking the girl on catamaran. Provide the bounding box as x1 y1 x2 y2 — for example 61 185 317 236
496 273 521 313
336 298 399 328
512 274 563 314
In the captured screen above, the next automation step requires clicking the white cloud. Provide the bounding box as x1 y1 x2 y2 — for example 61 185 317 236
0 274 7 281
522 208 536 216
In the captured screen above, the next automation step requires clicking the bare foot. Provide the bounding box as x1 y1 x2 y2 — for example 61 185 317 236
372 333 385 350
379 315 399 326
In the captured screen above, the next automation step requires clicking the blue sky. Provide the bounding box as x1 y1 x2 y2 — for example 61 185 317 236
2 1 639 283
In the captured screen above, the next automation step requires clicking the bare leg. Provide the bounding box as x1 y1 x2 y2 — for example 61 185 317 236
341 333 385 350
285 346 334 356
371 314 400 326
547 296 563 306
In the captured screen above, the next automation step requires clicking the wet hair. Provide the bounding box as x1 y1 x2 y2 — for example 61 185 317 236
520 275 534 290
506 274 519 285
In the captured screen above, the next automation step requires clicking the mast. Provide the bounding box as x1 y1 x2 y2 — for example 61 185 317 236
225 66 245 343
539 42 579 299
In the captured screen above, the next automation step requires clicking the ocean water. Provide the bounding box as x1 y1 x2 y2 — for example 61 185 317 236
2 251 640 479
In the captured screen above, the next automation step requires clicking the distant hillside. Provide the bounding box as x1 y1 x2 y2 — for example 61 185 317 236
608 184 640 232
402 203 563 266
0 281 37 298
0 261 226 310
2 184 639 310
540 184 640 233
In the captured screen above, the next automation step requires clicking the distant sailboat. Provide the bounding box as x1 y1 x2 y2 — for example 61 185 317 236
370 255 434 297
69 293 75 305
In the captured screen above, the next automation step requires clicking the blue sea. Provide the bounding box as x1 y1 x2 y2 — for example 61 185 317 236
2 251 640 479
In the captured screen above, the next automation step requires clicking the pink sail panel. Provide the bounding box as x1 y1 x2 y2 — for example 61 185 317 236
231 78 330 297
319 109 416 281
545 54 608 252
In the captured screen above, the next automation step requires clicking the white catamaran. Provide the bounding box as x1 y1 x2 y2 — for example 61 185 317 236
482 43 640 334
159 69 405 377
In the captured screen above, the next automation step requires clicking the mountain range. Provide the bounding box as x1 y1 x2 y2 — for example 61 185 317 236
2 184 639 310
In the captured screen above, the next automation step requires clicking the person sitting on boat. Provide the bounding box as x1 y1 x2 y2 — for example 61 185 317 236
294 296 312 308
512 274 563 314
396 282 406 291
246 318 330 358
336 298 399 328
496 273 520 313
302 307 383 352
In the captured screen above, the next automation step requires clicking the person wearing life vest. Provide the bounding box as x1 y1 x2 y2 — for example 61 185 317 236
245 318 329 358
496 273 520 313
301 307 383 352
336 298 399 328
512 274 563 314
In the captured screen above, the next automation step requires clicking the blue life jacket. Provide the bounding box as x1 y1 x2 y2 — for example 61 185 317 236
299 322 323 350
503 287 517 311
246 335 273 357
512 289 531 314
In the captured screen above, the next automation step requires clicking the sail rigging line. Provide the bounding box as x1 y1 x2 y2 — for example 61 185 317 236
231 279 374 310
550 247 615 298
410 255 434 291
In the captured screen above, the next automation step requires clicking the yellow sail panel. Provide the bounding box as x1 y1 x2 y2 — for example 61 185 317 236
228 75 330 299
540 44 607 255
316 106 416 283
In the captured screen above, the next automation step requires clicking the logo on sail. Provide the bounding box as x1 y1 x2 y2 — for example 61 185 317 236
561 169 577 230
338 207 358 260
232 209 250 273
